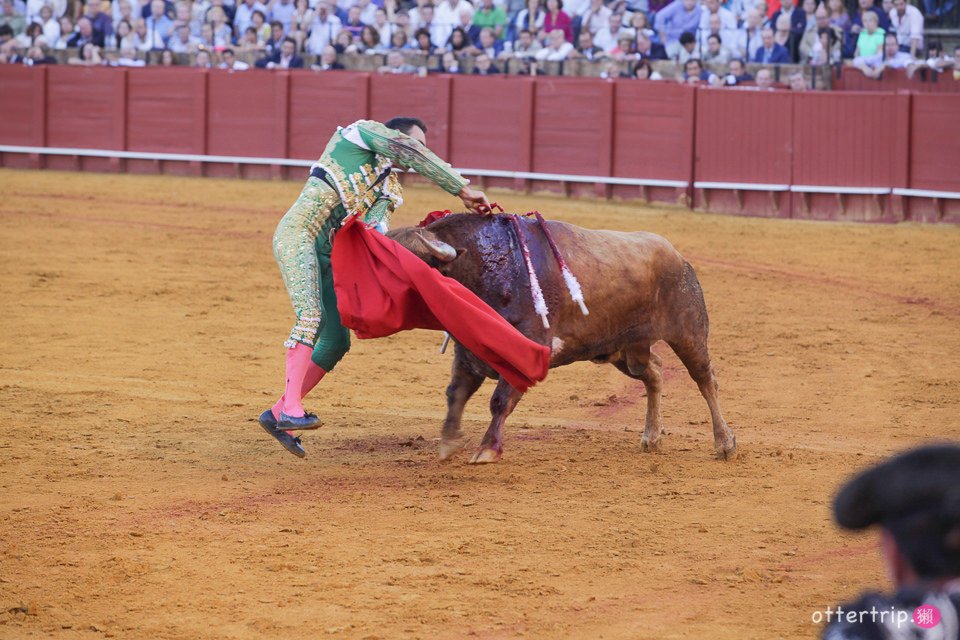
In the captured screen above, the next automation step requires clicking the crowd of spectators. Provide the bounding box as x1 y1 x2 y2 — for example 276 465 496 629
0 0 957 85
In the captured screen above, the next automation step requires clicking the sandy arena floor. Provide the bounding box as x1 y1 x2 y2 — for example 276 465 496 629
0 169 958 639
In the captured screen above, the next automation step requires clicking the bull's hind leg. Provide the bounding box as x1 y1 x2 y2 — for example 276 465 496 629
612 344 665 452
439 357 485 461
668 337 736 460
469 377 523 465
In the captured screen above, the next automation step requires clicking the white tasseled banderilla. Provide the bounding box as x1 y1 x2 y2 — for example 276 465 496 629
527 211 590 316
509 214 551 329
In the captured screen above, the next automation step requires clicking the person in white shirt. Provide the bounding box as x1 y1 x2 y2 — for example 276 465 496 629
854 32 914 75
167 22 200 51
234 0 268 35
218 47 250 68
37 4 58 44
535 27 574 59
697 0 736 38
888 0 922 58
270 0 296 33
593 12 633 52
435 0 472 32
305 0 341 54
579 0 611 35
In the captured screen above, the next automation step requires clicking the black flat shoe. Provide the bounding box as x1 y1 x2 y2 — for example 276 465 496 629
259 409 306 458
278 411 322 431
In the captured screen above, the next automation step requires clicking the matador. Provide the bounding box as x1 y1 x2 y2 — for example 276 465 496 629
259 117 489 456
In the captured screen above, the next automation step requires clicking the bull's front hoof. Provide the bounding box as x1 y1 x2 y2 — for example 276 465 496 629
640 437 662 453
715 436 737 461
439 436 471 461
468 448 502 465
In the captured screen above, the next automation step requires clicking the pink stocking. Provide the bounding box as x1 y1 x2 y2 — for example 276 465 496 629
272 343 327 420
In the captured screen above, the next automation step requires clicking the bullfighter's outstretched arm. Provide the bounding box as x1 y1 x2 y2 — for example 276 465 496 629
355 120 469 196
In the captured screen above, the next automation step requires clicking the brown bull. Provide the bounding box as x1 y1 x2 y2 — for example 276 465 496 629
388 213 736 464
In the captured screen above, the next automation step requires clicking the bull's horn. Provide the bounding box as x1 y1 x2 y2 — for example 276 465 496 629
416 234 457 262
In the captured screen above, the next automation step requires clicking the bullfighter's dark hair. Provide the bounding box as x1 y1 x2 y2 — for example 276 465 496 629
385 117 428 135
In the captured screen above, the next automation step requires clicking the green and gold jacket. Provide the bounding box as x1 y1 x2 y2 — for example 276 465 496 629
313 120 468 230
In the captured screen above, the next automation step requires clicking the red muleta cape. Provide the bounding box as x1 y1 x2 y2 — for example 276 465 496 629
330 216 550 392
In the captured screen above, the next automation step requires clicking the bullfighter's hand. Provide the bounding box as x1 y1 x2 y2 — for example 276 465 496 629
458 186 491 214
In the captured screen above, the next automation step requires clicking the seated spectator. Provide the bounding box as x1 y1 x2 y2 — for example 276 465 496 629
800 4 840 62
436 0 473 36
472 50 500 73
206 8 231 49
755 65 774 88
415 3 449 46
158 47 176 65
788 69 807 89
143 0 173 49
635 31 667 60
271 0 296 34
679 57 717 84
341 5 364 39
264 20 287 55
698 0 737 46
512 28 542 57
433 49 461 72
16 21 42 47
68 16 99 48
542 0 572 43
808 26 840 64
141 0 174 21
800 0 818 34
388 28 408 50
514 0 545 37
356 24 383 53
722 57 753 84
888 0 922 59
198 22 216 49
630 10 654 40
168 22 200 52
289 0 314 44
654 0 701 57
250 10 270 44
379 49 417 73
219 46 250 68
609 33 637 59
922 42 956 73
331 29 354 54
68 41 103 64
24 43 56 64
255 35 304 67
310 43 342 69
114 45 146 65
593 12 632 54
238 25 262 51
194 47 212 67
38 5 59 47
580 0 611 36
703 33 731 64
737 8 765 61
412 26 436 54
86 0 113 46
109 19 135 50
473 0 507 40
822 445 960 640
770 0 805 54
0 37 24 63
373 8 393 47
753 26 790 63
446 26 470 53
854 9 883 58
853 31 913 76
848 0 889 55
534 26 573 59
235 0 268 36
773 13 795 61
53 15 72 49
674 30 697 64
630 58 663 79
467 26 503 57
569 28 605 60
0 0 25 36
305 2 341 54
827 0 851 33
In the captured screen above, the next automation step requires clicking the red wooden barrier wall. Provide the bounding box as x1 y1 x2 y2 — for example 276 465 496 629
610 80 693 203
833 67 960 93
2 66 960 223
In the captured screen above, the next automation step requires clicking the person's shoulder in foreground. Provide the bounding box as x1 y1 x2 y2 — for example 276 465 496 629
822 443 960 640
